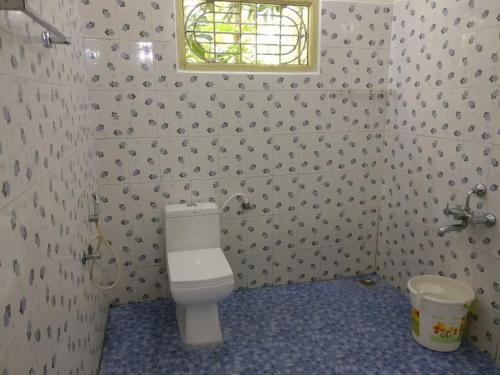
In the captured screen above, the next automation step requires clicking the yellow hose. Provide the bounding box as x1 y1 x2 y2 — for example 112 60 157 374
89 220 122 290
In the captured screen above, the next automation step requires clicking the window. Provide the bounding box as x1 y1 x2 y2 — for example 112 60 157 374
176 0 318 72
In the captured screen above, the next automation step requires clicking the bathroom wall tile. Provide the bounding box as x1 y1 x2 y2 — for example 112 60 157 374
342 242 376 276
155 91 188 137
323 170 381 209
136 265 169 302
89 91 125 139
473 249 500 312
190 179 220 205
219 136 247 178
488 144 500 203
299 133 324 173
221 217 248 257
294 248 322 283
100 226 137 269
272 251 299 285
129 182 162 225
150 0 176 42
322 206 378 246
320 245 344 280
455 141 491 192
351 48 389 90
186 73 219 91
246 135 273 177
354 4 392 49
467 302 500 359
273 134 300 175
111 91 158 138
298 173 324 212
159 181 191 205
240 92 272 135
467 28 499 88
85 39 122 90
187 91 217 136
85 0 393 304
227 255 248 289
324 131 383 172
81 0 118 39
98 183 132 227
464 87 500 145
272 213 299 252
246 216 273 254
216 92 246 136
244 177 273 217
94 139 129 184
114 0 152 41
158 137 190 181
324 48 352 90
219 178 247 218
269 92 299 134
104 267 139 305
297 211 324 250
189 137 219 179
272 175 299 215
325 91 351 132
321 2 355 48
216 73 265 92
152 42 187 90
247 253 273 288
118 41 154 90
350 91 386 132
297 91 327 133
127 138 160 183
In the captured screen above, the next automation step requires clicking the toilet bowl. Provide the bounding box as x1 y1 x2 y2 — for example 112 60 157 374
164 203 234 346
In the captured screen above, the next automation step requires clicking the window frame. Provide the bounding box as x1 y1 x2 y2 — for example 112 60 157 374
175 0 319 73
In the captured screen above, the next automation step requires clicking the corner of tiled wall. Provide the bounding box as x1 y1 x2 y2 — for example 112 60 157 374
379 0 500 361
0 0 108 373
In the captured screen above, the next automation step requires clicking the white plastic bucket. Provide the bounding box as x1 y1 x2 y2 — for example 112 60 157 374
408 275 474 352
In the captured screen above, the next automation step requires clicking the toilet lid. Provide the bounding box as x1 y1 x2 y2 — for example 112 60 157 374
168 248 234 288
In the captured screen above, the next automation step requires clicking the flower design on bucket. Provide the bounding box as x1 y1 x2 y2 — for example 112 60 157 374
432 322 459 337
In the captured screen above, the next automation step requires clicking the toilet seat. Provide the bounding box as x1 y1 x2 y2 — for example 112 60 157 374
168 248 234 289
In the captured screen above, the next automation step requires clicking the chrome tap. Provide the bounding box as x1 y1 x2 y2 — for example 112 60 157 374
438 184 496 237
437 222 468 237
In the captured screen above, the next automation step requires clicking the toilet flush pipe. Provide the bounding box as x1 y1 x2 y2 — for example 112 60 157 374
219 193 251 214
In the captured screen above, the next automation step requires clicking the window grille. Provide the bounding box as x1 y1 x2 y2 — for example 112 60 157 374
176 0 318 72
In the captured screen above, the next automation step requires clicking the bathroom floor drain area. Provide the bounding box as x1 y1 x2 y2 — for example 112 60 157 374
358 278 378 287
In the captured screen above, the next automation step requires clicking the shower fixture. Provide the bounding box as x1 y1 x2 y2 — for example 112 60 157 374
83 192 122 290
437 184 496 237
0 0 71 48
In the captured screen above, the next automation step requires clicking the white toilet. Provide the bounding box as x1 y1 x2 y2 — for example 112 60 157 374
164 202 234 346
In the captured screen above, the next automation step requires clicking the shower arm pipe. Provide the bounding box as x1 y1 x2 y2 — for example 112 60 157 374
0 0 71 47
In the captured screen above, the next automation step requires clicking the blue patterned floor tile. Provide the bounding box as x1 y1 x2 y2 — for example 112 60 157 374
99 275 500 375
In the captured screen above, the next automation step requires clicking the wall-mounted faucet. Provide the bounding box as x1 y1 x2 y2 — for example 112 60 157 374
438 184 496 237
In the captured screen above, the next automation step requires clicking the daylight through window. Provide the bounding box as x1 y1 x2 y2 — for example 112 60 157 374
176 0 318 72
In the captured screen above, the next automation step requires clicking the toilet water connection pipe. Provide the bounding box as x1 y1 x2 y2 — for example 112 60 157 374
219 193 251 214
85 193 122 291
